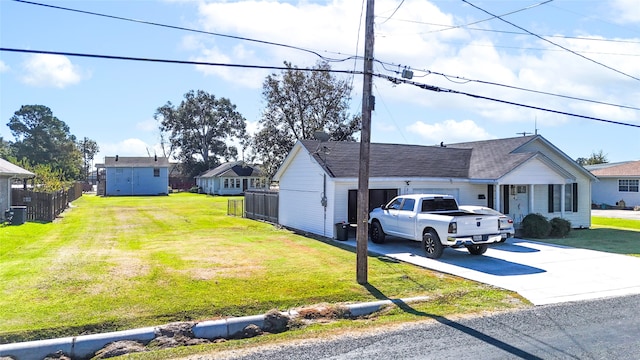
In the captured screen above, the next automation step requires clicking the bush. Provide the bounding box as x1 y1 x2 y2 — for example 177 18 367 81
521 213 551 238
549 217 571 238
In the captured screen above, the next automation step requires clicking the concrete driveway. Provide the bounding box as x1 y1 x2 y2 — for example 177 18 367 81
338 237 640 305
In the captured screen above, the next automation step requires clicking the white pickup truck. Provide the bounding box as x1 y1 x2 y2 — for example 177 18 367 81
368 194 503 259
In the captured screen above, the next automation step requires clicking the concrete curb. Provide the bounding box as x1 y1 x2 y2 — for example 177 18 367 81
0 296 430 360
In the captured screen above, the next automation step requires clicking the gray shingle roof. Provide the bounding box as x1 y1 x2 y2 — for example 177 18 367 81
0 158 35 178
197 161 262 178
300 140 472 178
299 135 544 180
446 136 537 179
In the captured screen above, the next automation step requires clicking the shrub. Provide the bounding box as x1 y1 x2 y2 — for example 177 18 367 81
521 213 551 238
549 217 572 238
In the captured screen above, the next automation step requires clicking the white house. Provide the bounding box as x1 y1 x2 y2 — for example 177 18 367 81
272 135 597 239
586 161 640 208
0 158 35 214
195 161 266 195
100 156 169 196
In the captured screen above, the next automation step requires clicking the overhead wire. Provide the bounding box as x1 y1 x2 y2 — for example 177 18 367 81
0 47 361 75
2 47 637 129
378 0 405 26
461 0 640 82
12 0 357 64
374 73 640 128
14 0 638 112
374 58 640 111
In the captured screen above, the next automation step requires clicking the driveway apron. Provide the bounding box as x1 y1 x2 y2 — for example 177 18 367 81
340 238 640 305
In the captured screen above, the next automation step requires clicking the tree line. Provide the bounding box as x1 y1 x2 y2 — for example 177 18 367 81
2 61 361 187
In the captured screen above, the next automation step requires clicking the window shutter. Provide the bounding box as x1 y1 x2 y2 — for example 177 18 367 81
488 184 494 209
548 184 554 213
573 183 578 212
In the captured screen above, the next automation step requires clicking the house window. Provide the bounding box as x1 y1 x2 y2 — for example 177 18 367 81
549 183 578 213
235 179 241 188
619 179 639 192
224 179 229 188
153 168 160 177
564 184 573 212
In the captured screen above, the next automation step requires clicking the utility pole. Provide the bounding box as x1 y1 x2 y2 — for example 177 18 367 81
357 0 374 285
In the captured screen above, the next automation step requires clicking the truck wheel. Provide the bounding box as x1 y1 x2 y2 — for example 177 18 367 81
370 222 386 244
422 229 443 259
466 244 488 255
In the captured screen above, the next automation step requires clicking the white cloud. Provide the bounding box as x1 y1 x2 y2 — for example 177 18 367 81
21 54 87 88
0 60 9 73
407 119 494 144
611 0 640 23
97 138 156 161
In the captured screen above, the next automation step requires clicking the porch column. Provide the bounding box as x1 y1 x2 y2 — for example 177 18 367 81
529 184 534 216
495 184 501 213
561 183 566 217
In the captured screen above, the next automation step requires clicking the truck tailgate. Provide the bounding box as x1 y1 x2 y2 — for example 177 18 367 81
455 214 499 236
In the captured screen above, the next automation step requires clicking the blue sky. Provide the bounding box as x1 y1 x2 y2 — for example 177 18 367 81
1 0 639 165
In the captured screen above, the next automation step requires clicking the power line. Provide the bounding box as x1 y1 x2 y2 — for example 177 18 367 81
380 18 640 48
461 0 640 82
390 0 553 34
0 47 362 75
374 73 640 128
374 60 640 112
378 0 405 25
12 0 357 64
3 46 637 128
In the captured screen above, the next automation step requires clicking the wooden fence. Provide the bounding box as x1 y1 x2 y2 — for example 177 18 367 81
11 182 83 223
243 190 279 223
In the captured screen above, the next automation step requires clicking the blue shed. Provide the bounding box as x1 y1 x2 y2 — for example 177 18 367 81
103 156 169 196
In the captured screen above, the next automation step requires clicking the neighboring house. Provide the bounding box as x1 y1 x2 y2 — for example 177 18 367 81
0 158 35 213
101 156 170 196
273 135 597 239
586 161 640 208
195 161 267 195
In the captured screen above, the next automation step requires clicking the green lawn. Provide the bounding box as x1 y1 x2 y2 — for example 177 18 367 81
0 193 524 343
536 216 640 256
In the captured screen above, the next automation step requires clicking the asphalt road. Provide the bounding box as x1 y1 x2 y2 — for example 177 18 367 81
195 294 640 360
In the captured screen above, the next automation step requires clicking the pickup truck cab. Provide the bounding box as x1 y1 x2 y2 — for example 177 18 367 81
368 194 503 259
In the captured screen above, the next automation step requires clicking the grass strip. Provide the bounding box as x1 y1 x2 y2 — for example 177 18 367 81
0 193 525 343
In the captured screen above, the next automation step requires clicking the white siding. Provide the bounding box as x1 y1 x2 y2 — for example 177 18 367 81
592 178 640 208
278 149 333 237
500 158 566 184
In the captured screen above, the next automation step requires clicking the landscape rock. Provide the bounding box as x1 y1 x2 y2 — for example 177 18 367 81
43 351 70 360
92 340 147 359
262 310 290 333
237 324 262 339
155 322 196 338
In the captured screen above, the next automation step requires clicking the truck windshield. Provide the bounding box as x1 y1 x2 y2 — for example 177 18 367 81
421 198 459 212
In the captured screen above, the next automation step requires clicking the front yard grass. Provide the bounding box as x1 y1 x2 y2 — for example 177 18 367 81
536 216 640 256
0 193 525 344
